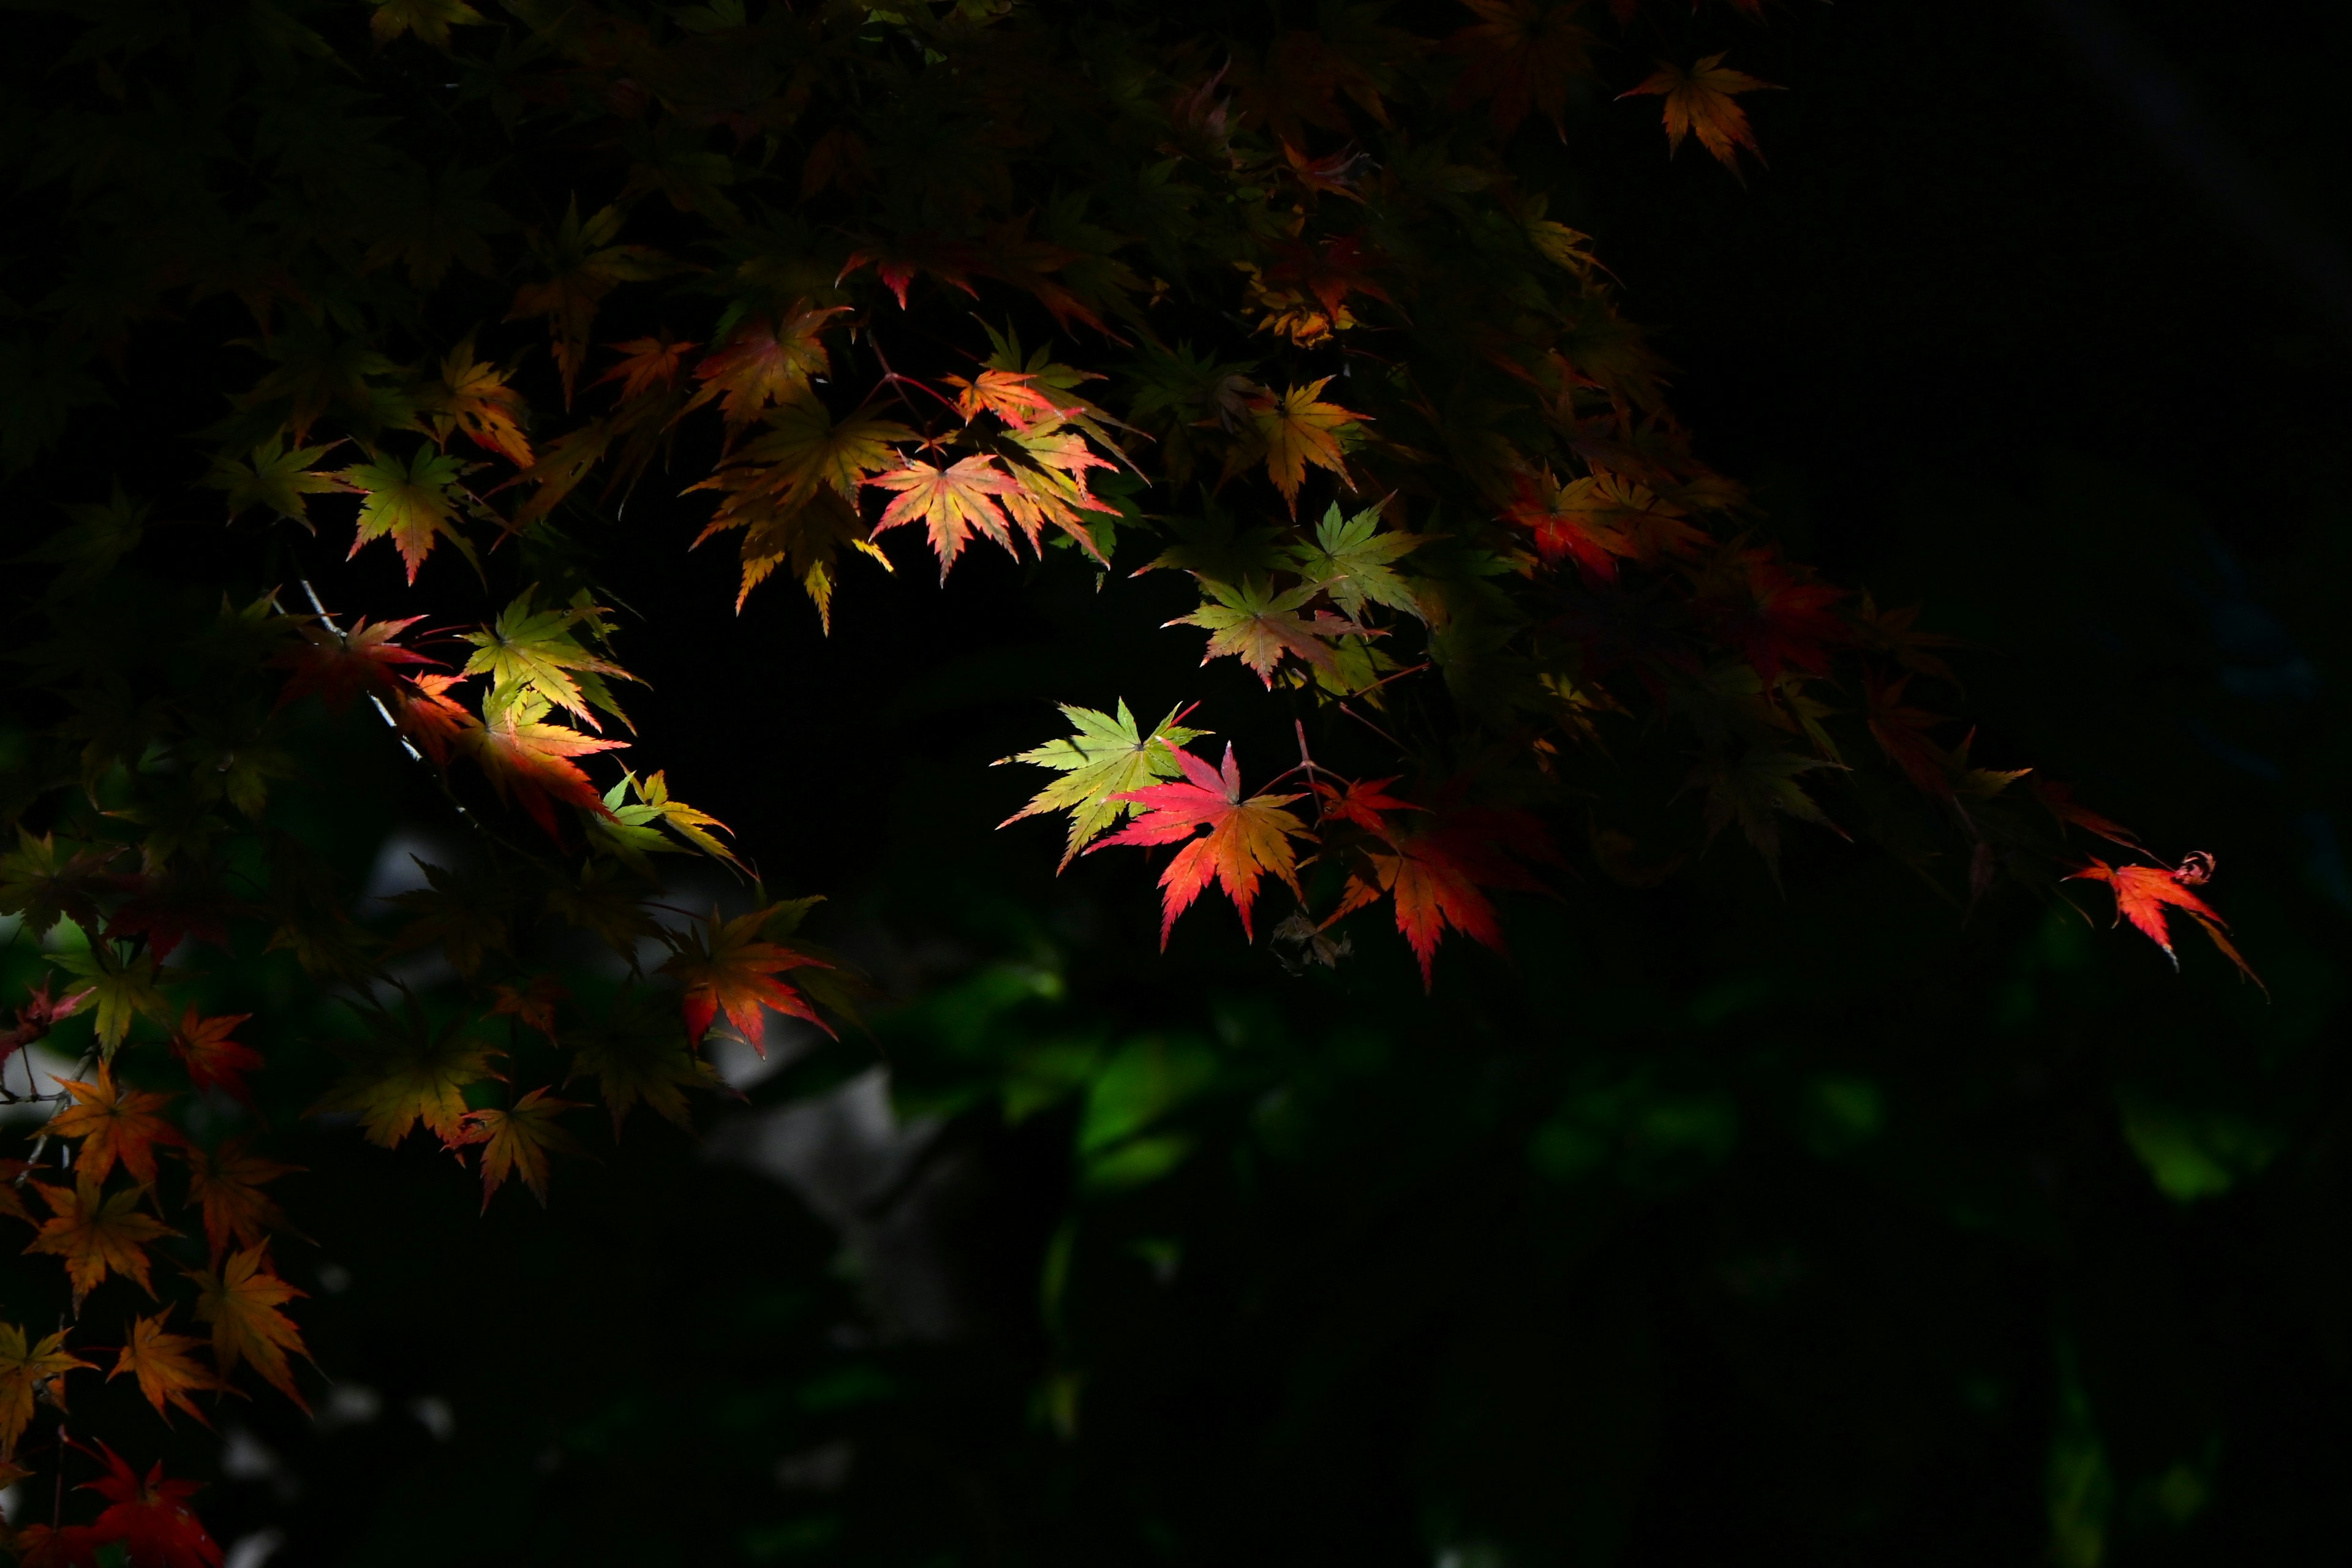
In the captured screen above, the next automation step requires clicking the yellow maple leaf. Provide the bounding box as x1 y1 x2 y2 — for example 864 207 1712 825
1243 379 1365 514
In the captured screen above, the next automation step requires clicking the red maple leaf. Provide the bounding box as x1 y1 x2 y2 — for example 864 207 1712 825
1316 780 1557 986
172 1009 263 1104
2068 852 2264 992
273 616 440 714
1096 744 1313 943
1703 547 1846 684
661 907 835 1052
15 1442 222 1568
390 671 480 764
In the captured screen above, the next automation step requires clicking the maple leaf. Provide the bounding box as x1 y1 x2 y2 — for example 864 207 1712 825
460 590 638 732
1691 747 1847 871
865 454 1020 576
1286 500 1428 621
45 1064 184 1187
594 333 699 404
202 435 349 525
391 671 481 764
2068 853 2264 992
1095 744 1313 944
591 769 746 873
502 417 612 532
311 1005 501 1147
27 1174 177 1311
1619 53 1782 173
0 828 123 937
714 487 887 627
1865 672 1956 797
489 975 566 1038
677 304 849 435
1508 469 1707 579
47 943 168 1055
1444 0 1595 135
1244 379 1365 514
993 426 1123 560
183 1139 298 1259
66 1442 224 1568
839 235 982 310
565 998 718 1134
465 693 629 840
110 1310 225 1427
273 614 439 714
507 202 677 405
339 445 474 584
717 388 916 505
385 859 513 978
1318 783 1558 985
998 701 1208 869
371 0 486 50
0 1322 91 1460
419 341 533 467
1703 548 1847 684
188 1242 311 1411
2034 778 2141 850
1169 576 1369 688
662 906 834 1053
452 1088 588 1210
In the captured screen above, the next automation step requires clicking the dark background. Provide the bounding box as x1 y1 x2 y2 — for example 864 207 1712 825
20 2 2352 1565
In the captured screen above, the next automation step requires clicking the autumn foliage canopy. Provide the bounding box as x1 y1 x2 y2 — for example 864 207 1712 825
0 0 2260 1557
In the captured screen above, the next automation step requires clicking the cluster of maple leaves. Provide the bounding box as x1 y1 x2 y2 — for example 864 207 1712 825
0 0 2261 1553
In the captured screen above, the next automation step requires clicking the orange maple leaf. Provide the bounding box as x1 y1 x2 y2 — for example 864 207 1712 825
110 1310 225 1427
188 1242 311 1411
45 1065 184 1188
661 907 834 1053
2068 853 2264 992
678 305 848 435
865 454 1020 575
1317 781 1557 986
1097 744 1313 944
506 201 676 405
466 696 627 839
594 333 699 404
171 1009 264 1104
0 1322 92 1460
183 1139 298 1259
1245 379 1365 514
452 1087 587 1209
1618 53 1782 172
391 671 481 764
27 1174 177 1310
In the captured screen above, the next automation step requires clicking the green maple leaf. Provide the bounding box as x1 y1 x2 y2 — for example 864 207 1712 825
341 446 475 583
459 589 638 731
1169 576 1365 687
312 1001 502 1147
565 997 717 1135
370 0 487 51
998 701 1207 868
592 769 745 872
1284 500 1428 622
48 943 169 1055
205 436 349 526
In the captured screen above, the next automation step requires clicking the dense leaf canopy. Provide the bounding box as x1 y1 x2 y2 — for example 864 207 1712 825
1 0 2345 1564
